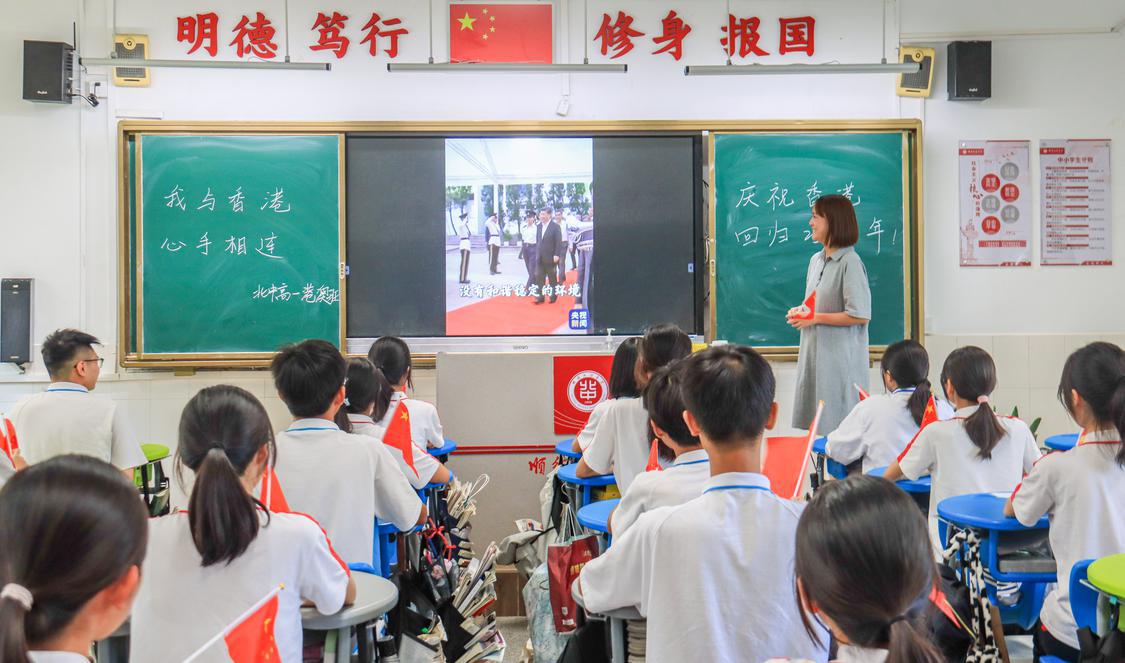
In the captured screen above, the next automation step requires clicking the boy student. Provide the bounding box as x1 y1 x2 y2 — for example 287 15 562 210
10 329 146 473
271 339 425 564
578 346 828 663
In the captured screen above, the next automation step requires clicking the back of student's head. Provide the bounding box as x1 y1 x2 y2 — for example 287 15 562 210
0 455 148 663
368 336 413 390
40 328 100 379
1059 341 1125 467
638 323 692 379
609 337 641 399
177 385 276 567
271 339 346 418
643 362 699 449
941 346 1005 459
346 357 396 422
680 345 775 445
796 475 943 663
881 339 933 426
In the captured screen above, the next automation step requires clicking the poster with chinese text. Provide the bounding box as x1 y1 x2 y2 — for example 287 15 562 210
553 355 613 435
1039 139 1112 266
958 140 1032 267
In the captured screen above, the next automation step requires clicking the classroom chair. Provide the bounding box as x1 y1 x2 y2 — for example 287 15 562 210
1071 558 1099 633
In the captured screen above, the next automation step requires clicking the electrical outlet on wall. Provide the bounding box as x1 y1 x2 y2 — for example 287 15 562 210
85 73 108 99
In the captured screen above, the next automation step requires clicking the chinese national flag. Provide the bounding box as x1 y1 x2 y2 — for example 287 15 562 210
795 291 816 320
645 439 662 472
259 466 290 513
897 396 939 462
224 591 280 663
0 417 17 464
384 403 419 478
855 383 870 401
449 4 553 64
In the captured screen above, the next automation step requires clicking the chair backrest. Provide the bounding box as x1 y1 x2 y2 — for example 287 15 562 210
763 402 823 500
1070 558 1098 632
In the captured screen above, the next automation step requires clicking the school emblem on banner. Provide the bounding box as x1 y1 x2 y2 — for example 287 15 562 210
553 355 613 435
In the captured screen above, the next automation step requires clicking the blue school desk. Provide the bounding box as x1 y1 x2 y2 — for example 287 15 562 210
556 438 581 464
578 498 618 536
1044 433 1079 452
558 462 615 510
430 437 457 460
811 436 848 483
938 493 1054 630
866 466 932 494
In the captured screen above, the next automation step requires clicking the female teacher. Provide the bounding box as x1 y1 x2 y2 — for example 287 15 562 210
788 194 872 432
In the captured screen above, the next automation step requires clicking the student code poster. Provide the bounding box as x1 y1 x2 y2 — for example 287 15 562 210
958 140 1032 267
1039 139 1112 266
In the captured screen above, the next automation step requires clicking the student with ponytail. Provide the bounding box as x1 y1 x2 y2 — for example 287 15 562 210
368 336 446 451
785 475 944 663
886 346 1039 558
1005 342 1125 661
0 455 147 663
826 339 953 474
130 385 354 663
344 357 452 490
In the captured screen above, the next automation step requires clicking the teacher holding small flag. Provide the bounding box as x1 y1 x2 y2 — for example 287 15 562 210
788 195 872 433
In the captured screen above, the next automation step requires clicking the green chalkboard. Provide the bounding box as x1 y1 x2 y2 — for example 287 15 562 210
136 134 343 356
712 130 919 350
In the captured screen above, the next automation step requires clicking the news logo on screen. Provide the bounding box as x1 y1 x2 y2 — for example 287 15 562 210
568 307 590 331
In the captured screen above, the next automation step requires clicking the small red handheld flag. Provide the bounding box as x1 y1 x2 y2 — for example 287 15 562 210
0 416 18 465
449 3 553 64
384 403 419 478
645 439 662 472
793 291 816 321
897 396 939 462
854 383 870 401
224 591 281 663
260 466 290 513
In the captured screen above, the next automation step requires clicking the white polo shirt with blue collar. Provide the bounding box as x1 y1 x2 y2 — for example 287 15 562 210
610 448 710 536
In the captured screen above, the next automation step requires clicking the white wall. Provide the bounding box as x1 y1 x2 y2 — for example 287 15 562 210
1 0 1123 513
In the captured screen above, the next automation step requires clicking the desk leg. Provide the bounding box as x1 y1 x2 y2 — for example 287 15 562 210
581 485 591 510
335 626 350 663
609 617 626 663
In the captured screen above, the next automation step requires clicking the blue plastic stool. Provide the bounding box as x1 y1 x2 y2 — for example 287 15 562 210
1044 433 1079 452
811 436 848 481
1071 558 1099 632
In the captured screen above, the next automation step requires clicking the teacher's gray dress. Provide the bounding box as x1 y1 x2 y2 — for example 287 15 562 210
792 246 872 432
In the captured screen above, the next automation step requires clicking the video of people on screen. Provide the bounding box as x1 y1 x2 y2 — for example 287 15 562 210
445 137 594 336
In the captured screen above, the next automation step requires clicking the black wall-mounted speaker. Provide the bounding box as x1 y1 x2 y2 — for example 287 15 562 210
948 41 991 101
23 40 74 103
1 279 33 365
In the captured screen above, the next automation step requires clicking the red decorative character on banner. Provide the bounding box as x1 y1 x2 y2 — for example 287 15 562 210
652 10 692 60
778 16 815 55
595 11 644 59
361 13 409 58
177 12 219 57
230 12 278 59
528 457 546 475
310 11 350 58
721 15 768 58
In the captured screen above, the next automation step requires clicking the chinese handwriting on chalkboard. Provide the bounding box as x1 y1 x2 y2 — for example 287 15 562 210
252 283 340 305
736 184 759 208
736 226 759 247
733 181 880 251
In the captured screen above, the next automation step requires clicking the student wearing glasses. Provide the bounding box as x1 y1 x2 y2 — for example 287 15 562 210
9 329 145 474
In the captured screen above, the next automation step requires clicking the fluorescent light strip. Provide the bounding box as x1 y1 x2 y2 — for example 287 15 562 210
80 57 330 71
387 62 627 73
684 62 921 76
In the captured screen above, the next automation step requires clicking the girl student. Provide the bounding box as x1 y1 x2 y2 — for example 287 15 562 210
789 475 945 663
826 339 954 474
368 336 445 451
1006 342 1125 661
342 357 452 490
885 346 1040 558
576 323 693 494
570 337 641 453
607 361 709 536
131 385 354 663
0 455 147 663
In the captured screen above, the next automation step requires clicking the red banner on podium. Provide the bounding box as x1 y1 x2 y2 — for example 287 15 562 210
553 355 614 435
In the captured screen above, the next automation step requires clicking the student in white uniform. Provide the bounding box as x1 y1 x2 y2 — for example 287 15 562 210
570 337 641 453
783 476 945 663
0 455 148 663
368 336 445 451
271 340 425 564
576 323 692 494
579 345 828 663
609 361 709 536
132 386 353 663
827 340 953 474
885 346 1040 558
9 329 145 473
1006 342 1125 662
341 358 452 490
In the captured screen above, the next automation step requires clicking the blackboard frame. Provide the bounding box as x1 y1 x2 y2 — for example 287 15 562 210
707 120 924 361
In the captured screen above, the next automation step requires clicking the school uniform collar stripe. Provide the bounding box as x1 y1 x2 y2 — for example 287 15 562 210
703 471 771 493
46 382 88 393
286 418 339 432
1080 429 1121 444
672 449 709 467
347 414 375 425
